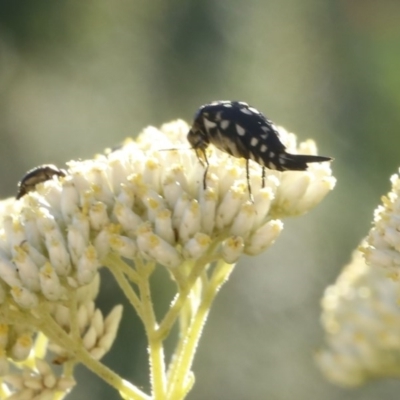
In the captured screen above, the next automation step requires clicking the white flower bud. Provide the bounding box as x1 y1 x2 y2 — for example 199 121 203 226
155 209 175 245
183 233 211 259
90 347 106 360
162 175 184 209
172 193 191 230
45 228 71 276
142 158 161 190
179 200 201 243
216 186 246 229
110 235 137 259
221 236 244 263
19 242 47 268
218 164 242 195
104 305 123 336
10 333 32 361
83 326 98 351
137 225 182 268
86 165 114 207
93 227 112 260
67 224 88 265
3 217 25 253
253 187 274 228
77 303 91 333
199 188 217 234
11 285 38 309
277 172 310 208
40 262 62 301
91 309 105 337
116 184 134 209
35 207 57 235
108 157 130 193
35 358 53 379
76 246 100 286
142 191 167 223
71 212 90 243
57 376 76 391
60 178 80 223
20 209 42 251
171 165 191 191
0 257 20 287
89 202 109 231
25 377 43 390
245 220 283 255
92 305 123 360
113 202 142 238
294 175 336 215
13 246 40 292
52 305 70 329
148 234 183 268
230 202 256 238
136 222 153 254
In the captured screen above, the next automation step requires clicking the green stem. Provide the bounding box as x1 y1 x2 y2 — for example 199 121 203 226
2 306 151 400
22 310 151 400
104 253 140 284
137 259 167 399
105 255 143 319
157 254 218 340
167 260 234 399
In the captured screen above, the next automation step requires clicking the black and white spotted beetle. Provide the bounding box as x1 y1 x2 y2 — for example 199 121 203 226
16 164 67 199
187 100 332 197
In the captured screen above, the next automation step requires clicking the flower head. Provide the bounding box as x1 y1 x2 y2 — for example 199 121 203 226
361 171 400 279
0 119 334 399
318 169 400 387
317 246 400 386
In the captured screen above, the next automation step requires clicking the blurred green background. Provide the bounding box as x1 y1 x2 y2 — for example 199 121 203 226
1 0 400 399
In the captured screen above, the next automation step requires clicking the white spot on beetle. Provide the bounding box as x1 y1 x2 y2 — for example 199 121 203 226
249 107 259 114
240 107 252 115
214 111 223 121
220 120 230 129
236 124 246 136
250 137 259 147
204 118 217 130
260 144 268 152
261 126 269 133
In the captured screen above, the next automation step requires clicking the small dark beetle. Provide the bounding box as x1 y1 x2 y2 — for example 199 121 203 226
187 100 332 197
16 164 67 199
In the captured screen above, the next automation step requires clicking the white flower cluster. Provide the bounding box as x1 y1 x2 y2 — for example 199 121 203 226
2 358 75 399
316 247 400 386
48 274 123 362
0 270 122 399
0 119 334 398
363 172 400 278
318 170 400 386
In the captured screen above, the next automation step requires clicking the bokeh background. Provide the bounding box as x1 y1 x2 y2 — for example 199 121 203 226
1 1 400 399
